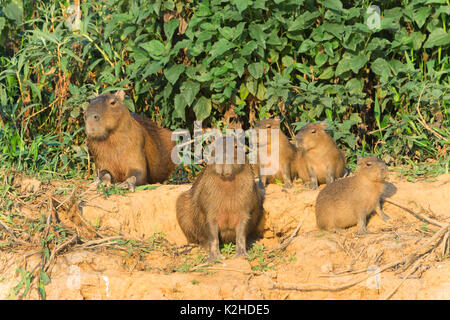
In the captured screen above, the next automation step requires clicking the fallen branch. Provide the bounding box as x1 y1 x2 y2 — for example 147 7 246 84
272 206 311 253
271 223 449 293
383 199 445 228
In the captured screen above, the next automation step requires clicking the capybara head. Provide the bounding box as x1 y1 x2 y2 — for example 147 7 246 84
295 122 328 151
356 156 387 182
210 136 246 178
85 90 128 140
254 118 280 130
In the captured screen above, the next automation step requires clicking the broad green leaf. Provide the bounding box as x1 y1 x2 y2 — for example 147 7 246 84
241 40 257 55
193 96 212 121
233 58 246 77
140 40 166 58
249 24 266 48
164 64 185 85
315 53 328 67
248 62 264 79
319 66 334 79
164 18 179 42
180 80 200 106
371 58 392 77
321 0 343 11
423 28 450 48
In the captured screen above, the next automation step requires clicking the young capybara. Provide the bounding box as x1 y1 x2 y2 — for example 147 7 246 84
295 122 346 189
315 156 390 235
176 136 264 262
254 118 296 188
85 90 175 190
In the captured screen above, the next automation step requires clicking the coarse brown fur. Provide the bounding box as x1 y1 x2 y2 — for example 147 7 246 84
255 118 296 188
85 90 175 189
176 137 264 261
315 156 390 235
295 122 346 189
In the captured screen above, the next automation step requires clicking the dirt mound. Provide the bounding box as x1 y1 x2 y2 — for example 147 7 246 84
1 174 449 300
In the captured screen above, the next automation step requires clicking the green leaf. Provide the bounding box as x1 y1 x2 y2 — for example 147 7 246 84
0 17 5 34
345 78 364 94
164 18 179 42
3 1 23 24
174 94 187 120
164 64 185 85
140 40 166 58
180 80 200 106
413 7 431 28
39 270 50 285
298 39 315 53
248 62 264 79
319 66 334 79
371 58 391 77
423 28 450 48
315 53 328 67
232 0 249 13
321 0 343 11
335 54 352 76
233 58 246 77
241 41 257 56
249 24 266 48
193 96 212 121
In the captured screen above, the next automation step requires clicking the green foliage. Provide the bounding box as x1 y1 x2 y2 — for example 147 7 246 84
0 0 448 177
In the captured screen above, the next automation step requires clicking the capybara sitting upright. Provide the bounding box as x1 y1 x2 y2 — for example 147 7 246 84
315 156 390 235
176 137 263 262
295 122 346 189
255 118 296 188
85 90 175 190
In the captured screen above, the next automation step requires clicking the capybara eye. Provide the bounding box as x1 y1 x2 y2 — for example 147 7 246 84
311 129 316 133
366 162 372 166
110 99 116 105
267 124 271 128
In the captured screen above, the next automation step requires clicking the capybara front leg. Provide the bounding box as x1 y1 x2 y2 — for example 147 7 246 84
234 216 250 259
375 200 390 221
282 163 293 189
207 220 224 263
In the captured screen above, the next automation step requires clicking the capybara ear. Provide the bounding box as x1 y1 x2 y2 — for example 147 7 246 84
319 121 327 130
114 90 126 102
357 156 364 165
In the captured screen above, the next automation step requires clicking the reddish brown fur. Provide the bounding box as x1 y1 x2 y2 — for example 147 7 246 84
176 137 263 261
315 156 390 234
295 122 346 189
85 91 175 186
255 118 296 188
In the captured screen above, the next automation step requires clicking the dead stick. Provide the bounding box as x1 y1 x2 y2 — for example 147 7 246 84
383 199 445 228
382 261 421 300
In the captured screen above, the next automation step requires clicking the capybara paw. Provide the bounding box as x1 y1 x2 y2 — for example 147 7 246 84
100 173 112 187
208 253 225 263
125 176 137 192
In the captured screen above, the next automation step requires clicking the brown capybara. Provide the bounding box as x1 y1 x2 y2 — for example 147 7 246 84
315 156 390 235
85 90 175 190
295 122 346 189
254 118 296 188
176 136 264 262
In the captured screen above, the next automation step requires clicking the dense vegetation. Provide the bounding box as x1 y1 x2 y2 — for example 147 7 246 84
0 0 448 179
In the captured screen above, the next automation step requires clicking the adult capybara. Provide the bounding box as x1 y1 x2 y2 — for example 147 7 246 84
295 122 346 189
315 156 390 235
85 90 175 190
176 136 263 262
254 118 296 188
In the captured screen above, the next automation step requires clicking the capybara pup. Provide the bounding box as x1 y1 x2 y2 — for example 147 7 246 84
255 118 296 188
295 122 346 189
176 136 263 262
85 90 175 190
315 156 390 235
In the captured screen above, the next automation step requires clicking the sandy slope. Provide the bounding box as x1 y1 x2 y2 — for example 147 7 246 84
0 173 449 300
